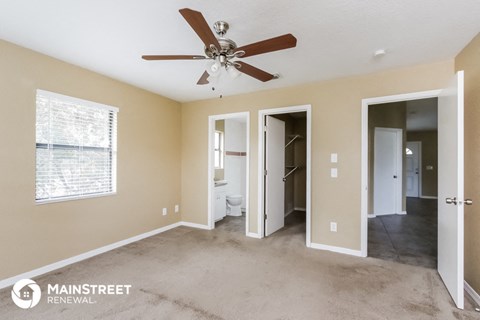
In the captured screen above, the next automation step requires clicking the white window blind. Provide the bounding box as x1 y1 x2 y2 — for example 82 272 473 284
35 90 118 203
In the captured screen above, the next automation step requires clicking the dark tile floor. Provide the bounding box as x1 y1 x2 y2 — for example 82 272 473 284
368 197 438 269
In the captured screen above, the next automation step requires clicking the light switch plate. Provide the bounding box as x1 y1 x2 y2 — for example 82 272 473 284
162 208 167 216
331 153 338 163
331 168 338 178
175 205 179 213
330 222 337 232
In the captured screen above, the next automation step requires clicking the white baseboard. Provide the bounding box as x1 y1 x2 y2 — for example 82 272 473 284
0 221 182 290
246 232 261 239
310 242 363 257
368 214 376 218
465 280 480 307
179 222 211 230
399 211 407 215
420 195 438 199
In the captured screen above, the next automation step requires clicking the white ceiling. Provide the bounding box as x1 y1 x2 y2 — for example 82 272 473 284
1 1 479 103
407 98 438 131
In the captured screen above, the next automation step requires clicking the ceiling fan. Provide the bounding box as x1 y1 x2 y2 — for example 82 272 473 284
142 8 297 85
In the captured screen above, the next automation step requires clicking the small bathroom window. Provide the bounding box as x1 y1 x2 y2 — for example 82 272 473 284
214 130 224 169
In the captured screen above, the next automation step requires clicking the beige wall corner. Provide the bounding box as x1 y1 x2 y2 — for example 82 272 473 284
180 59 454 250
455 32 480 294
0 40 182 280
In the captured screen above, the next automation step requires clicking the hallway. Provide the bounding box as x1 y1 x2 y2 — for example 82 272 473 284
368 198 437 268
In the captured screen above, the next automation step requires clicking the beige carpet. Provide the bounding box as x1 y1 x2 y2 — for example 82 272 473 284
1 212 479 320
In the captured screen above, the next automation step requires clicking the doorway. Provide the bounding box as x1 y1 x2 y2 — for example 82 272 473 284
361 71 466 309
373 127 403 216
258 105 312 246
367 98 438 269
208 112 250 235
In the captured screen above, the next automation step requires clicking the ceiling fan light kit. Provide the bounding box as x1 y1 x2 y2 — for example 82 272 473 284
142 8 297 86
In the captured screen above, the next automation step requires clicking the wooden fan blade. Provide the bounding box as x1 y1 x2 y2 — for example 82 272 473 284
197 71 210 85
236 34 297 58
234 62 275 82
142 55 206 60
179 8 221 51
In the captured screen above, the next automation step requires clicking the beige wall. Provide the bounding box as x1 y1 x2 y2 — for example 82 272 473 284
407 131 438 197
0 40 182 280
455 33 480 293
181 60 454 250
368 102 407 214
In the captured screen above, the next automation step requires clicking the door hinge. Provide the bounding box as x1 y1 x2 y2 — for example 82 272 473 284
264 169 267 176
264 214 267 220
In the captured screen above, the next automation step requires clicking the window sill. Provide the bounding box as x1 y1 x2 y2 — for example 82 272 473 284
35 192 117 205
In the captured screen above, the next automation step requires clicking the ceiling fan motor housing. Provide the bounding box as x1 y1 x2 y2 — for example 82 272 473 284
205 21 237 59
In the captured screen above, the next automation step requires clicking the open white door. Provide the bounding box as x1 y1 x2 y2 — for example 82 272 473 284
438 71 464 309
373 128 403 215
265 116 285 236
406 141 420 197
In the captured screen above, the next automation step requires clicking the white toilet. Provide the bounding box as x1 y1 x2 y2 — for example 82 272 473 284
226 194 243 216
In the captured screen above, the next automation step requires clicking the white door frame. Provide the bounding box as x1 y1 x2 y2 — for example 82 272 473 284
373 127 403 216
258 104 312 246
406 141 422 198
208 112 250 233
361 90 440 257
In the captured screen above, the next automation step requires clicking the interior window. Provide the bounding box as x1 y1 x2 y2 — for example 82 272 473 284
214 131 224 169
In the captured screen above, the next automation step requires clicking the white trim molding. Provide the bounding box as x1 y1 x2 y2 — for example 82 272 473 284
180 222 212 230
464 281 480 307
361 89 442 257
399 211 407 215
310 243 363 257
0 222 182 289
246 232 262 239
368 214 376 218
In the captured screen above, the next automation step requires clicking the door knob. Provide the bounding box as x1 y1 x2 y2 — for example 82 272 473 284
446 197 457 205
465 199 473 205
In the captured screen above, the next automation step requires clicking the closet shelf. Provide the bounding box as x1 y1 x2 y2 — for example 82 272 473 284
283 166 299 182
285 134 303 149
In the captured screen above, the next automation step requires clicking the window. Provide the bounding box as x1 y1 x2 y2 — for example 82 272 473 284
214 130 224 169
406 147 413 155
35 90 118 203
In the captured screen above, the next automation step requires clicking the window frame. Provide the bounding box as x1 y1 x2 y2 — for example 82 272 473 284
214 130 224 169
35 89 118 204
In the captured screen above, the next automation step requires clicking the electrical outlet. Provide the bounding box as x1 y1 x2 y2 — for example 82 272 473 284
162 208 167 216
175 205 179 213
330 222 337 232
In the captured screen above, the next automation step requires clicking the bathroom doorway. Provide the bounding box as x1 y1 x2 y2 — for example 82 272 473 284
258 105 312 246
207 112 249 235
